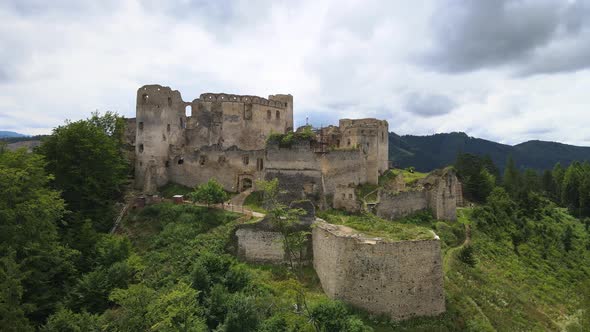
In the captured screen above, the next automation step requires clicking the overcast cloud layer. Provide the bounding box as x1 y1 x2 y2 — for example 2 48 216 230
1 0 590 145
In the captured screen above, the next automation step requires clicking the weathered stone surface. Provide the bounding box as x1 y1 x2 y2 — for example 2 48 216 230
312 221 445 321
375 168 461 221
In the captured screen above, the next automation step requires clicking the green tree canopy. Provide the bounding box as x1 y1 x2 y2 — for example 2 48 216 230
188 178 228 207
37 111 128 231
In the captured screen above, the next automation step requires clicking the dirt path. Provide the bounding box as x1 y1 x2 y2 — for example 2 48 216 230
229 188 253 207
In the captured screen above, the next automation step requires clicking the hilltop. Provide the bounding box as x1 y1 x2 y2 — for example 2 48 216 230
389 132 590 172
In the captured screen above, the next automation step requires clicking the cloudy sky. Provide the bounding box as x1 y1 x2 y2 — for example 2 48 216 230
1 0 590 145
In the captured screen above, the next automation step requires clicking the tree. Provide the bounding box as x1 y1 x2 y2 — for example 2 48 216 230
188 178 228 207
309 301 372 332
563 225 576 252
553 163 565 203
147 282 206 332
43 309 101 332
222 294 260 332
542 170 556 200
105 284 157 332
458 245 477 267
562 162 583 216
455 153 497 203
503 156 521 198
0 250 33 332
37 112 128 231
0 148 78 324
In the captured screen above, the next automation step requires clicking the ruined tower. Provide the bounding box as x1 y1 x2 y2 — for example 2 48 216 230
339 119 389 184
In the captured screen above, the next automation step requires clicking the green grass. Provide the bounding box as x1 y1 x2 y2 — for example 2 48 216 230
317 209 435 241
242 191 266 213
391 207 590 331
158 182 193 198
357 183 379 203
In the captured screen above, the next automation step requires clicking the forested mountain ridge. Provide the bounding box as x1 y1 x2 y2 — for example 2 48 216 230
0 130 26 138
389 132 590 172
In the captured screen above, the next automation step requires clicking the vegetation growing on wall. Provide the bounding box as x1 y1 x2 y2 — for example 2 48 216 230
267 125 315 148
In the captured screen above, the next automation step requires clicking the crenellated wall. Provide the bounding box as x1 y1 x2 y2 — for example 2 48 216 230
312 222 445 321
132 84 390 201
134 84 293 193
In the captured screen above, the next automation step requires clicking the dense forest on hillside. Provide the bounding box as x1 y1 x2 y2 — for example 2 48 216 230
389 132 590 172
2 113 590 331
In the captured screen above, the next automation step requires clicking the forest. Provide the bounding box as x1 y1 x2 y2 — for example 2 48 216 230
1 113 589 331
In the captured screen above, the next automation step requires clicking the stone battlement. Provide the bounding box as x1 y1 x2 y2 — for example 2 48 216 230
198 93 288 108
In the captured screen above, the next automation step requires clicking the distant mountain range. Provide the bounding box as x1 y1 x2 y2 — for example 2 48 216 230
0 131 26 138
389 132 590 172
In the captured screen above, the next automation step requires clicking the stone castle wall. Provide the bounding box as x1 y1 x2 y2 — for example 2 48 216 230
375 169 460 221
333 185 360 212
312 222 445 321
375 190 428 220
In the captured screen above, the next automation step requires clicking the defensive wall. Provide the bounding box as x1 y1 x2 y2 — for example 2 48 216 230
130 84 387 196
233 201 315 264
312 221 445 321
374 169 460 221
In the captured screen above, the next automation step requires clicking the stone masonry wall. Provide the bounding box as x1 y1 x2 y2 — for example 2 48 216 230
312 222 445 321
235 228 285 264
375 190 428 220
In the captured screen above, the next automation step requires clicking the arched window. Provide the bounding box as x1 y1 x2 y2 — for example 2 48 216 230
168 97 172 106
139 144 144 153
185 105 191 117
276 110 280 119
142 94 148 104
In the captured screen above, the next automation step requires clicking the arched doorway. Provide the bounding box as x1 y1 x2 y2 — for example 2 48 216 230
238 174 254 192
241 178 253 191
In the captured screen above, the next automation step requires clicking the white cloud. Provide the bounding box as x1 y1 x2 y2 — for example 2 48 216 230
0 0 589 145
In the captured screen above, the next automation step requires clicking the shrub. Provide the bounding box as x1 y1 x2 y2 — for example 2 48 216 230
458 245 477 267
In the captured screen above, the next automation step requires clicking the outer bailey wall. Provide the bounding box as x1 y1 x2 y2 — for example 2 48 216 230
427 174 458 221
235 228 285 264
375 190 428 220
312 224 445 320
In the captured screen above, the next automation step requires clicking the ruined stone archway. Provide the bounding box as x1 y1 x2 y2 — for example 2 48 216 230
238 175 254 192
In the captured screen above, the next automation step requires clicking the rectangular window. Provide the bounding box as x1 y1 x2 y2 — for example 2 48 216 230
167 124 171 132
138 122 144 131
242 156 249 165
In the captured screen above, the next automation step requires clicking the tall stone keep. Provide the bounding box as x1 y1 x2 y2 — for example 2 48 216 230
339 119 389 184
135 85 186 193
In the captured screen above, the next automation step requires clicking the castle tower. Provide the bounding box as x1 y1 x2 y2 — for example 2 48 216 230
269 94 294 131
339 119 389 184
135 85 186 193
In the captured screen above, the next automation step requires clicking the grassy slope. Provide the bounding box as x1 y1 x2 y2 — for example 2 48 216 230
120 203 589 331
318 210 435 241
118 202 344 330
387 208 590 332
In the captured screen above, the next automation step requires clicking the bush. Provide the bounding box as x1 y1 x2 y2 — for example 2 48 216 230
458 245 477 267
310 300 373 332
222 293 260 332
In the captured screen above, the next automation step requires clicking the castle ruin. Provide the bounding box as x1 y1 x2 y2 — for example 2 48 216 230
131 85 388 205
127 84 458 321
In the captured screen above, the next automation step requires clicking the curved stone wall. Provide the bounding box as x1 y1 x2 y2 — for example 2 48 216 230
312 222 445 321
